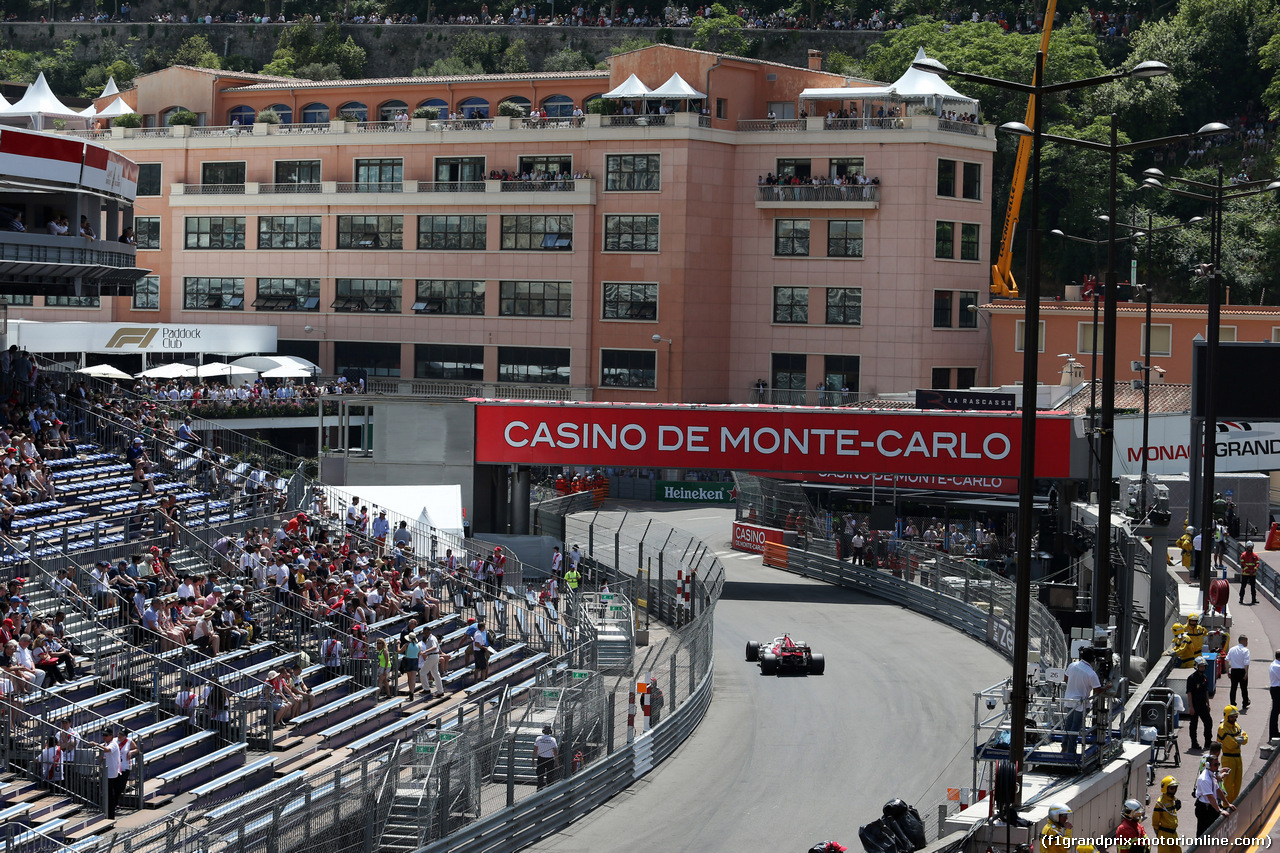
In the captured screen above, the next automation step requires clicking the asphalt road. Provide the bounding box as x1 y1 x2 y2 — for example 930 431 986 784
528 505 1009 853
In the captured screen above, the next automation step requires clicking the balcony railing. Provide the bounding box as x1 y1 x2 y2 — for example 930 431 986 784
755 184 880 203
517 115 586 130
939 118 981 135
500 180 576 192
698 115 712 128
137 128 172 138
429 118 493 131
0 233 138 270
180 183 246 195
737 119 803 132
605 115 668 128
365 378 592 401
335 182 404 193
822 117 906 130
66 129 111 140
416 181 486 193
272 123 331 135
355 121 404 133
258 182 323 194
190 125 247 138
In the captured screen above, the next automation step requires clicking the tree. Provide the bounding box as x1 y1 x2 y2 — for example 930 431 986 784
449 30 504 74
610 35 654 55
263 16 366 79
424 55 484 76
169 35 222 70
499 40 531 73
542 48 592 72
690 3 750 55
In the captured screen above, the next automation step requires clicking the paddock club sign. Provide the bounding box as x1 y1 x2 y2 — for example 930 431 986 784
10 322 278 355
473 403 1072 479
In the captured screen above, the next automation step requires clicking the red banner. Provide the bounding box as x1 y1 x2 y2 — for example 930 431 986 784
474 402 1071 479
732 521 787 554
759 471 1020 494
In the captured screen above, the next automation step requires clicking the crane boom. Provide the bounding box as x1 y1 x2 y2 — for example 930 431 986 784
991 0 1059 299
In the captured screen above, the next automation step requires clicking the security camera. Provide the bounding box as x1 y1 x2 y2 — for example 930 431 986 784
985 697 998 710
304 325 314 333
651 334 662 343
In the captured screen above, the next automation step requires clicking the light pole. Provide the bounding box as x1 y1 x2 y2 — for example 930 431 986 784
965 303 994 386
912 52 1169 808
1140 169 1280 606
652 334 673 400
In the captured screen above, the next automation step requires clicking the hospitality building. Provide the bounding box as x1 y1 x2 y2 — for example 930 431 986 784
39 44 996 403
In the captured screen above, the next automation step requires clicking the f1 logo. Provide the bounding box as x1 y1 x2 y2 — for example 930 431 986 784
104 328 158 349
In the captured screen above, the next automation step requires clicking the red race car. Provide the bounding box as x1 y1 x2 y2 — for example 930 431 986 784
745 634 825 676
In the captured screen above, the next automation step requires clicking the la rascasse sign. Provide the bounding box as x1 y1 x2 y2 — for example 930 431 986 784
474 403 1071 478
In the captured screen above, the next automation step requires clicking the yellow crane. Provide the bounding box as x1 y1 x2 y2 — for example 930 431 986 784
991 0 1059 299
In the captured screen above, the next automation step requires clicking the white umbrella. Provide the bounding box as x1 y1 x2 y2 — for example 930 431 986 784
230 355 320 374
196 362 257 380
76 364 133 380
261 365 314 379
137 363 197 379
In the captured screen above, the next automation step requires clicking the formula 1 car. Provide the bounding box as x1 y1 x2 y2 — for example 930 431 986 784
745 634 825 675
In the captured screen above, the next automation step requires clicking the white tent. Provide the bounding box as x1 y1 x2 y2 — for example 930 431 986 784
329 484 465 539
799 48 978 113
3 73 91 129
649 73 706 100
262 365 314 379
888 48 979 105
137 363 197 379
78 103 97 119
195 361 258 380
231 355 320 375
602 73 654 99
76 364 133 380
95 97 138 119
100 77 119 99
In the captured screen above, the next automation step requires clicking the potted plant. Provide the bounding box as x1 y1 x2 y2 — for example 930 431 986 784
167 109 199 126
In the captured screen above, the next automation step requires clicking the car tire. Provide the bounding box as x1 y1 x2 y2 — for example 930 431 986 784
745 640 759 662
760 653 777 675
809 653 825 675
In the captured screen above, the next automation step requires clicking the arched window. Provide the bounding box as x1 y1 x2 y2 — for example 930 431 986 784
269 103 293 123
161 105 194 126
338 101 368 121
378 100 408 122
458 97 489 119
502 95 531 113
228 105 256 126
541 94 574 117
301 103 330 124
583 93 604 111
419 98 448 110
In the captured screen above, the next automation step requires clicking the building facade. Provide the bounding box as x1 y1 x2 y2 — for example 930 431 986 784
42 44 994 403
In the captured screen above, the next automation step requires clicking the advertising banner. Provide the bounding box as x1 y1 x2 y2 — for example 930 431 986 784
758 470 1019 495
12 322 277 355
475 403 1072 478
731 521 787 554
1110 413 1280 476
655 481 735 503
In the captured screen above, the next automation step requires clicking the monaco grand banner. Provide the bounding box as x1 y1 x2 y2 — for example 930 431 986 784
474 402 1072 479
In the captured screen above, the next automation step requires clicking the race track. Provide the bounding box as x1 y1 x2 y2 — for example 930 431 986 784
528 506 1009 853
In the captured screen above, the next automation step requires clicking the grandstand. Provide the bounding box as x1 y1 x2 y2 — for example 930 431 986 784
0 365 607 850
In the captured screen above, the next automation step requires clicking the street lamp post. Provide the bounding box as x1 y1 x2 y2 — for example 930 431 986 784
652 334 673 400
1140 169 1280 607
912 52 1169 810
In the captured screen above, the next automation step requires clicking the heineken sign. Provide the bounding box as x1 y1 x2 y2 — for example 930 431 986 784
656 481 735 503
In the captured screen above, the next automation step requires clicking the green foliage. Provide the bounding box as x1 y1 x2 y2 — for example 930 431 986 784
111 113 141 128
690 3 750 55
170 34 222 69
825 48 862 77
167 109 199 126
542 47 592 72
337 111 360 121
499 40 531 73
587 97 616 115
222 54 257 73
610 35 654 55
264 16 366 79
497 99 527 117
296 61 344 79
425 55 484 76
412 106 439 118
255 108 283 124
449 30 504 73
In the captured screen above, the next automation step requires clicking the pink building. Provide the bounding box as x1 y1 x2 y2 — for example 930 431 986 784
42 44 995 402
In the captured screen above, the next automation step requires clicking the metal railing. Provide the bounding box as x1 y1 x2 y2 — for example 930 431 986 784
66 129 112 140
271 123 332 135
431 118 492 131
416 181 486 193
136 128 171 138
180 184 246 195
498 179 577 192
755 184 880 203
517 116 586 130
355 121 404 133
823 117 907 130
605 115 668 128
939 119 981 135
190 126 247 138
257 182 323 194
335 181 403 193
737 118 802 132
698 115 711 128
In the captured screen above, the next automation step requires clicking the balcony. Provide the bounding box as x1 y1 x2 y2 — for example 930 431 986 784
168 179 597 207
754 184 880 210
0 232 145 297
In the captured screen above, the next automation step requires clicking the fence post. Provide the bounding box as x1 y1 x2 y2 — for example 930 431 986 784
588 523 594 561
657 552 665 624
436 762 451 839
606 692 615 755
614 530 620 580
670 654 678 709
688 632 696 696
506 734 517 806
333 767 342 829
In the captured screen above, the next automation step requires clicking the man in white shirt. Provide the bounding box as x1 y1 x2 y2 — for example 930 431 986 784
1194 753 1234 834
421 627 444 697
531 726 559 790
40 736 63 785
1227 635 1251 711
346 497 360 530
1269 649 1280 741
1062 647 1103 756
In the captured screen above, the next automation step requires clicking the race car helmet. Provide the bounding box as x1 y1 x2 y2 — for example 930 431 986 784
1122 799 1144 820
1224 705 1239 719
1047 803 1072 826
1160 776 1178 796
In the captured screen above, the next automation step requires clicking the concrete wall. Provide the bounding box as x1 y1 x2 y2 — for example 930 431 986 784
1147 472 1270 535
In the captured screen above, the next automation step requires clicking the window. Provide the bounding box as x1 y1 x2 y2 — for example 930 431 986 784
183 277 244 310
1144 324 1173 357
824 355 860 396
542 94 575 117
958 292 978 327
829 157 865 180
337 215 402 249
500 215 573 250
201 162 245 185
1015 319 1046 353
417 215 486 250
768 102 796 120
133 275 160 310
337 101 368 121
135 217 160 250
773 287 808 324
771 353 807 404
827 220 864 258
301 103 330 124
518 155 572 176
184 217 245 250
0 295 32 307
335 341 400 377
775 219 809 256
435 157 486 183
961 223 981 261
935 222 954 258
45 294 100 308
933 291 953 328
1219 326 1237 343
962 163 982 200
228 105 255 125
937 159 956 197
931 367 950 389
333 279 401 313
137 164 162 196
1078 322 1104 354
499 280 572 317
776 158 810 180
413 280 485 315
932 367 977 389
601 349 656 389
825 288 862 325
274 160 321 186
415 344 484 381
258 216 322 250
254 279 320 311
459 97 489 119
605 155 661 191
353 158 403 191
603 215 659 252
602 283 657 321
378 100 408 122
267 104 292 124
498 346 570 384
716 98 727 119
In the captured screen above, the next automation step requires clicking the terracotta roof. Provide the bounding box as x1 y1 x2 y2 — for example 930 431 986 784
134 65 302 85
982 300 1280 319
222 69 610 92
614 42 852 81
1060 381 1191 415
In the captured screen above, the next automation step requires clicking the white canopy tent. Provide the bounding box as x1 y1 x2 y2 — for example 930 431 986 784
261 365 314 379
649 73 706 100
137 363 197 379
95 97 138 119
2 73 92 130
328 484 465 541
99 77 120 99
799 48 979 118
76 364 133 380
231 355 320 375
602 73 655 99
195 362 258 381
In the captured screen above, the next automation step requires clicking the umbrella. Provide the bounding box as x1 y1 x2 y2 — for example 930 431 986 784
76 364 133 380
195 362 258 380
230 355 320 374
137 363 197 379
261 365 315 379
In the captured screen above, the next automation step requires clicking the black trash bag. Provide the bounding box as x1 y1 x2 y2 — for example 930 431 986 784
859 819 910 853
882 800 927 851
